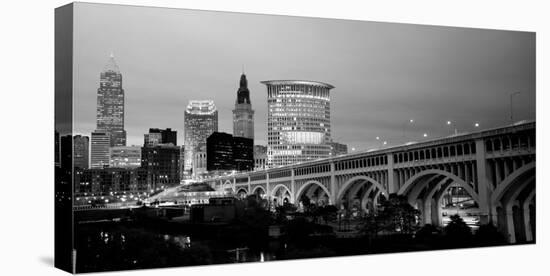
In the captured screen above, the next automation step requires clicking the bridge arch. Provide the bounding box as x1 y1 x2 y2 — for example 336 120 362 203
295 180 331 205
491 162 535 207
398 169 480 204
236 188 248 199
490 162 535 243
270 183 293 205
337 175 388 203
251 185 266 197
397 169 481 227
336 175 388 214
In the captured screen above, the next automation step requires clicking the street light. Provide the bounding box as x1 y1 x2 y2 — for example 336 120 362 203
446 120 458 135
402 119 415 141
423 133 428 138
510 91 521 123
474 122 480 128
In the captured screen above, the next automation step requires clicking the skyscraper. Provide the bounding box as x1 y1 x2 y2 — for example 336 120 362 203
73 135 90 169
96 53 126 147
206 132 254 173
90 130 110 168
184 100 218 176
261 80 334 167
206 132 234 172
232 72 255 139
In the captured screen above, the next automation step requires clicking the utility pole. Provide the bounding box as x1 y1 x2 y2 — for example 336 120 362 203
510 91 521 123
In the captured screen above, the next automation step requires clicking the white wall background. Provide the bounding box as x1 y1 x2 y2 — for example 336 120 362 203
0 0 548 275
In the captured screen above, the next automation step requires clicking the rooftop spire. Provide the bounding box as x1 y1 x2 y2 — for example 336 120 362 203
237 70 251 104
103 53 120 73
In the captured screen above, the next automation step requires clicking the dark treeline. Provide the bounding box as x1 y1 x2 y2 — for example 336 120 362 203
75 194 512 273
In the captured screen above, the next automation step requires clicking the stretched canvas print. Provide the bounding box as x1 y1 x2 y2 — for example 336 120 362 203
55 2 536 273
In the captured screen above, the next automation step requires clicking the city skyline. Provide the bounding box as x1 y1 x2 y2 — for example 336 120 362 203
54 3 537 273
73 3 535 152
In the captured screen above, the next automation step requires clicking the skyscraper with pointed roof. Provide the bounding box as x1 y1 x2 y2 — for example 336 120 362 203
232 72 255 140
95 53 126 146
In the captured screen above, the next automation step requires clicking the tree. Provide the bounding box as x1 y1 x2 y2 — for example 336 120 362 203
444 214 472 245
318 205 338 224
359 194 420 236
274 203 298 223
415 224 441 242
474 223 507 246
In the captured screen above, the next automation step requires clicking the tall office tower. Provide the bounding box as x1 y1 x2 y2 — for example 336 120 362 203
90 130 110 168
184 100 218 176
261 80 334 167
232 72 255 139
73 135 90 169
96 53 126 146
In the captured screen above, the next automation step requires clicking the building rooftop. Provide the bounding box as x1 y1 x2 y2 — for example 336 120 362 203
185 100 217 115
261 80 335 89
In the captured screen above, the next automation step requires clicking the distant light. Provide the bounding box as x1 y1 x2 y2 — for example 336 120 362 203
376 136 380 140
423 133 428 137
409 119 414 123
383 141 387 145
351 147 356 151
474 123 480 127
447 121 452 125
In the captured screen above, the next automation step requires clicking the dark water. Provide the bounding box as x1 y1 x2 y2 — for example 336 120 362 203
75 221 280 273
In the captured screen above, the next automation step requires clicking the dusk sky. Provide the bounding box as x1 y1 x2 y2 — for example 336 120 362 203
73 3 535 151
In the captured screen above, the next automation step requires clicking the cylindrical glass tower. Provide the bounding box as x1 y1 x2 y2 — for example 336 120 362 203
261 80 334 167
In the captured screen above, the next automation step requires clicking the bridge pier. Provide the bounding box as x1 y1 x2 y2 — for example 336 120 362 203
475 139 491 225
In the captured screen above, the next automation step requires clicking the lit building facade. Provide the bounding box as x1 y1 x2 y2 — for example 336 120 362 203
74 167 148 195
233 136 254 171
109 146 142 168
192 151 207 178
96 54 126 147
261 80 334 167
206 132 254 173
232 73 254 139
73 135 89 169
184 100 218 176
206 132 234 172
329 141 348 156
145 128 177 146
141 144 181 189
90 130 110 168
253 145 267 171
